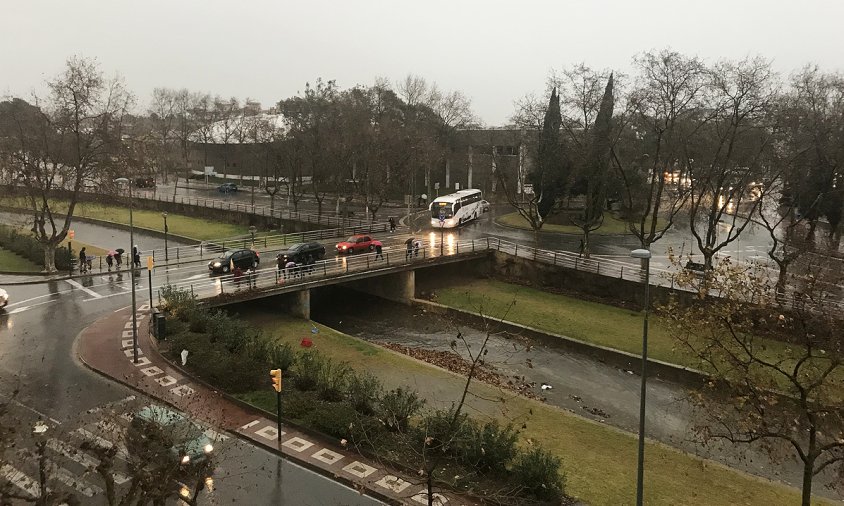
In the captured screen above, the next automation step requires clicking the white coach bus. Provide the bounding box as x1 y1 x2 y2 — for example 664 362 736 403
430 189 486 228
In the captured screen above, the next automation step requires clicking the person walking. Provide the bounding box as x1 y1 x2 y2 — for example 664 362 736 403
106 252 114 271
388 217 396 233
285 260 296 280
115 249 123 269
247 267 257 289
132 245 141 269
78 247 87 273
373 241 384 260
413 238 422 257
233 265 244 290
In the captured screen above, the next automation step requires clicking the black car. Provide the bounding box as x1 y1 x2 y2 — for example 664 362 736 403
276 242 326 264
218 183 238 193
208 249 259 274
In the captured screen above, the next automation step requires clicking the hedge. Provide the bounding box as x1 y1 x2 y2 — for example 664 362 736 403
0 224 72 270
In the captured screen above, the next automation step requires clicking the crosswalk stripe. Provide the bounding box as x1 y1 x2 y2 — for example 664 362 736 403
74 428 131 461
46 439 130 485
0 462 42 497
203 428 230 441
52 465 102 497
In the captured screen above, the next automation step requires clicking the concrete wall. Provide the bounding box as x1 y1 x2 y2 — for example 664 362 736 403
340 270 416 305
274 289 311 319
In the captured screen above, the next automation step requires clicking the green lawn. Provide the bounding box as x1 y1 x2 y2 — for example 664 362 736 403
497 211 636 234
0 247 41 272
241 314 821 506
0 197 247 241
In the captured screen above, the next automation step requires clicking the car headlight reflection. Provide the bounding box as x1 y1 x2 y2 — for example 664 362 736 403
212 262 221 267
204 443 214 454
181 455 191 464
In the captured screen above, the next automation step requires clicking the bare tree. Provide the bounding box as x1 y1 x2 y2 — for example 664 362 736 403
683 56 780 271
665 257 844 506
0 56 133 271
615 49 704 252
147 88 178 183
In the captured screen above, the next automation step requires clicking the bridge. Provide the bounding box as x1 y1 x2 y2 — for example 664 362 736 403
159 236 659 318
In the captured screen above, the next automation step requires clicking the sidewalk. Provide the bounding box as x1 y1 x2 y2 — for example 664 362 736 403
76 306 461 506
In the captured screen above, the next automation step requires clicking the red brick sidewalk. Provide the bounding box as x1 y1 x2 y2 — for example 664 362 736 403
77 304 461 506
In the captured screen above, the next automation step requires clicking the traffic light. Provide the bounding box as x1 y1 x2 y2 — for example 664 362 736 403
270 369 282 392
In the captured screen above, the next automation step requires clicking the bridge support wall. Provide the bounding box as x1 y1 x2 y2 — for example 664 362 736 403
340 270 416 305
276 289 311 319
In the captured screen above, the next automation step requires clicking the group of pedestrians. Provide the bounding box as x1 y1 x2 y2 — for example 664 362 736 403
78 245 142 274
276 255 317 282
405 237 422 259
233 266 258 290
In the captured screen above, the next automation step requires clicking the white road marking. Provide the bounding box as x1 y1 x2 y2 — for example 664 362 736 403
46 439 130 485
52 465 101 497
74 428 130 460
0 462 41 497
65 279 103 299
11 399 62 425
240 420 260 430
7 299 59 315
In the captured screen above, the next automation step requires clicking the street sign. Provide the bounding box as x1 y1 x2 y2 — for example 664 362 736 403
68 230 75 239
438 209 445 223
147 256 154 270
434 182 440 190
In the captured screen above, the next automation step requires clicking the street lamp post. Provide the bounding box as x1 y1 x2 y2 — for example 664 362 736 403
630 248 651 506
249 225 257 247
115 178 139 364
162 212 169 261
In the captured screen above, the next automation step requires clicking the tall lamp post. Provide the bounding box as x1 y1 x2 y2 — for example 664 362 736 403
249 225 257 247
115 177 139 364
630 248 651 506
162 212 169 261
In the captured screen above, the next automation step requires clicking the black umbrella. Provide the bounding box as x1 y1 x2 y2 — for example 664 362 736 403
115 248 125 254
405 237 415 246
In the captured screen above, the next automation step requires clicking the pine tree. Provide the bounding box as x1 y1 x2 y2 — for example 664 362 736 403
576 74 614 257
535 88 563 218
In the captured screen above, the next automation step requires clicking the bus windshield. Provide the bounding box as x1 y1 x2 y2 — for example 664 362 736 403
431 204 453 219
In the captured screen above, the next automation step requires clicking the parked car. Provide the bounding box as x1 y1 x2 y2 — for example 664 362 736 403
134 177 156 189
336 235 375 255
276 242 326 264
127 405 214 467
218 183 238 193
208 249 259 274
0 288 8 309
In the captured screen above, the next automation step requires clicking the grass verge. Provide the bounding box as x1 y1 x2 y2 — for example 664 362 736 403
0 247 42 272
243 314 819 506
497 211 634 234
0 197 246 240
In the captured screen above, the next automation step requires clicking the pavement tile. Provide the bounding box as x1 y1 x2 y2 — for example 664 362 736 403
76 307 473 505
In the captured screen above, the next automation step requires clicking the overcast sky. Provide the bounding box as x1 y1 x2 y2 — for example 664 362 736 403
2 0 842 125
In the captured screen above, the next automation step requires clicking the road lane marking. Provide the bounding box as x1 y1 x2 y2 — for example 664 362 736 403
10 399 62 425
65 279 103 299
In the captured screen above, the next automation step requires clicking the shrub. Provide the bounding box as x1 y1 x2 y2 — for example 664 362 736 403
266 342 295 372
418 407 472 455
0 224 73 270
159 285 199 321
510 446 566 502
304 401 357 440
282 390 320 421
291 351 323 391
347 372 382 416
316 358 352 402
379 387 425 432
460 420 519 474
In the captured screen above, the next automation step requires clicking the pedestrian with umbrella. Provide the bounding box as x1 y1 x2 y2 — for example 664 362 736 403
106 250 116 271
373 240 384 260
405 237 414 260
115 248 124 268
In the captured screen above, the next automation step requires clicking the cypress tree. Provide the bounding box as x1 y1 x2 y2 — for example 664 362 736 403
535 88 563 218
579 74 615 256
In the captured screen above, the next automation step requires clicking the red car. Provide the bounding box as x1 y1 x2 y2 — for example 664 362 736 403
336 235 375 254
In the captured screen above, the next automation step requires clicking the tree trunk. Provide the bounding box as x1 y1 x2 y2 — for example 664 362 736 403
43 243 57 273
775 262 789 297
801 460 814 506
427 473 434 506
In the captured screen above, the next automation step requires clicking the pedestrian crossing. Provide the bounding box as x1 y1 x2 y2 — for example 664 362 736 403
0 397 230 505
